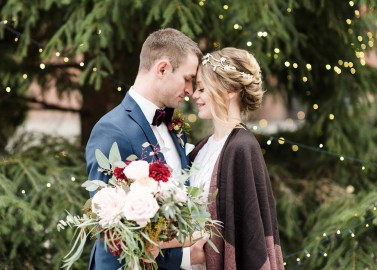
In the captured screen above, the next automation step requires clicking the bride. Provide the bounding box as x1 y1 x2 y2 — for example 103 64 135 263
190 48 284 270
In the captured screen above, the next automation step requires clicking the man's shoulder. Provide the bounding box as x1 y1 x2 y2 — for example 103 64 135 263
99 103 126 121
92 104 132 131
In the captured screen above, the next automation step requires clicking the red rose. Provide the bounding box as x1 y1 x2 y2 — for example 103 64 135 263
149 162 171 182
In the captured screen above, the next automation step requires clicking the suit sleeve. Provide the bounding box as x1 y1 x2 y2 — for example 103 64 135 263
85 120 132 196
85 118 183 269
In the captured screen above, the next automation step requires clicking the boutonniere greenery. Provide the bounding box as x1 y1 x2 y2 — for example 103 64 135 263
168 111 190 147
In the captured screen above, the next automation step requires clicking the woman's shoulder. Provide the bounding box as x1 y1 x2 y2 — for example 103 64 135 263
223 127 265 165
227 127 260 149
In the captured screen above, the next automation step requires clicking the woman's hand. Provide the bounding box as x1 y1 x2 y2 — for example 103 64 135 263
159 231 210 249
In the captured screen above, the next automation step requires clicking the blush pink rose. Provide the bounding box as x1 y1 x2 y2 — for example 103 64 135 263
123 190 159 227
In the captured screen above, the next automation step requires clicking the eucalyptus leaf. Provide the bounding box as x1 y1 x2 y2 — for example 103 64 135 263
82 180 107 190
126 154 138 161
208 188 218 199
142 142 150 148
90 180 107 187
109 142 121 165
83 198 93 209
95 149 110 170
206 239 220 253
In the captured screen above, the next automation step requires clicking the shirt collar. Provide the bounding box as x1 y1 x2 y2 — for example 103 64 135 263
129 87 160 124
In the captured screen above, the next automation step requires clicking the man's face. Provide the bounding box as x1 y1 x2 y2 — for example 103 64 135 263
158 53 199 108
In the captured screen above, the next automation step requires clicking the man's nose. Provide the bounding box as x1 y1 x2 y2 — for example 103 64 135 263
185 83 194 96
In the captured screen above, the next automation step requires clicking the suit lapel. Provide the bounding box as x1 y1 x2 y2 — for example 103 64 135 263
122 93 188 174
122 93 164 162
169 130 189 170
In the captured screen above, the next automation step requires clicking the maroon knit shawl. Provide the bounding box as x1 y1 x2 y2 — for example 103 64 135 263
190 127 284 270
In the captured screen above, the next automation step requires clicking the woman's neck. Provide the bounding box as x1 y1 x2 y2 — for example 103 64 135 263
212 94 242 141
212 117 241 141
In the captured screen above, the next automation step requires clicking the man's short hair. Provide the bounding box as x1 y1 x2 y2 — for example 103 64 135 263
139 28 202 72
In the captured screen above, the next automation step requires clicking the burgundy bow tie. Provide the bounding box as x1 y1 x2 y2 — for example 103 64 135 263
152 107 174 126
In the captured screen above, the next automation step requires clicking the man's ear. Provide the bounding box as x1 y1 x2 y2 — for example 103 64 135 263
156 60 170 77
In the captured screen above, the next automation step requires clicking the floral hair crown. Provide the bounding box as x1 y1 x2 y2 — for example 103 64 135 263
201 53 253 80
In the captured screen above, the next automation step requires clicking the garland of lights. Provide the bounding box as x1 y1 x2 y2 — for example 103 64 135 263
262 135 377 169
1 4 376 267
14 173 376 270
10 158 375 270
2 18 376 170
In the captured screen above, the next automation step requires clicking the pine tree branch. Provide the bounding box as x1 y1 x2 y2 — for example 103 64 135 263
25 63 83 71
17 96 81 113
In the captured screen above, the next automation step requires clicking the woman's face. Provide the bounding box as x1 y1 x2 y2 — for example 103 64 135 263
192 69 214 119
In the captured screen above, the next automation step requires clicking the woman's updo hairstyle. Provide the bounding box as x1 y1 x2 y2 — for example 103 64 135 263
200 47 264 120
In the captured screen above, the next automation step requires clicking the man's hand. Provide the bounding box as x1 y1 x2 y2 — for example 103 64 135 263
159 231 210 249
190 238 207 265
141 245 159 263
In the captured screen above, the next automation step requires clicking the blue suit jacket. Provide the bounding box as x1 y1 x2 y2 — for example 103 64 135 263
85 93 189 270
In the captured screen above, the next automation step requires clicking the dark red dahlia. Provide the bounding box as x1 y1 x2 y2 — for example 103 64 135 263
113 166 127 181
149 162 171 182
109 240 123 256
105 230 124 256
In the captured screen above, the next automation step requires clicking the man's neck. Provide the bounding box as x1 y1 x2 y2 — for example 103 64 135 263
133 74 162 107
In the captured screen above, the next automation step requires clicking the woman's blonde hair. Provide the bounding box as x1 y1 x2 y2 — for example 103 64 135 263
200 47 264 125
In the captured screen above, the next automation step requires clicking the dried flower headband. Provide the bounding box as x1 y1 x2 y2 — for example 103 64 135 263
201 53 253 80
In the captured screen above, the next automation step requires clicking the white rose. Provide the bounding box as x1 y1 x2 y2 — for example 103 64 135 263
91 187 127 227
130 176 158 194
123 190 159 227
155 181 172 201
173 186 188 203
123 160 149 181
156 179 187 203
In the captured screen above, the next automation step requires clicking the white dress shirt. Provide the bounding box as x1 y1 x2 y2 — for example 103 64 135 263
129 88 190 269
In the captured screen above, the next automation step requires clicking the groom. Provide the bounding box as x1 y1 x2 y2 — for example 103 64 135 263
85 28 204 269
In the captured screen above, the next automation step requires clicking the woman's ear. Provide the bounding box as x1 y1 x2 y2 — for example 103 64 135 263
227 91 238 100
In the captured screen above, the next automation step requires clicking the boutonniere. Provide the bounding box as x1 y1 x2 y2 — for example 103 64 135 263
168 111 190 148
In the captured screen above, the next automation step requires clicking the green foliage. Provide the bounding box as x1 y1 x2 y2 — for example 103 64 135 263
0 133 90 269
291 190 377 269
0 1 377 269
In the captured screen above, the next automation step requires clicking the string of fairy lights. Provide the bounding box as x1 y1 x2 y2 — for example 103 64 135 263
1 1 376 268
2 9 376 171
261 134 377 169
283 205 376 269
0 1 374 94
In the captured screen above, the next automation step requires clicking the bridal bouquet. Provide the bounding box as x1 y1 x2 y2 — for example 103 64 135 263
58 142 220 270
